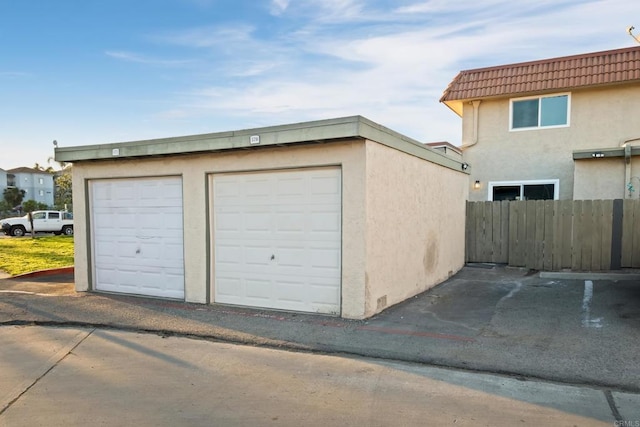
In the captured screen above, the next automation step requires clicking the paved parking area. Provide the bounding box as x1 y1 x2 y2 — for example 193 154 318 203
0 264 639 392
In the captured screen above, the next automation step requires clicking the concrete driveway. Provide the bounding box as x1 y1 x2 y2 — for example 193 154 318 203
2 325 638 426
0 264 639 392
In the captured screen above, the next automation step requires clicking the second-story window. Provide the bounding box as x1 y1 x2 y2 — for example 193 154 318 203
510 93 569 130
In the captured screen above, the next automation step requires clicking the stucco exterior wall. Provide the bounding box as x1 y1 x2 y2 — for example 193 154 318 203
574 157 640 200
71 141 370 319
363 141 468 317
462 85 640 201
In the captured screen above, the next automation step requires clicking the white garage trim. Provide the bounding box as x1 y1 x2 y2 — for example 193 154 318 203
90 177 185 299
212 167 342 315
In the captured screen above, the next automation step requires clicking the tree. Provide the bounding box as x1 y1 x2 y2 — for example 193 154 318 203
0 199 12 219
54 169 73 210
33 162 54 173
47 156 68 171
22 200 48 213
3 187 25 208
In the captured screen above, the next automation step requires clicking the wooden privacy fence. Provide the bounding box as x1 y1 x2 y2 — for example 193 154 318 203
466 199 640 271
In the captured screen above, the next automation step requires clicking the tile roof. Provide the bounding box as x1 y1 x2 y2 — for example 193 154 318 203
6 167 49 174
440 45 640 115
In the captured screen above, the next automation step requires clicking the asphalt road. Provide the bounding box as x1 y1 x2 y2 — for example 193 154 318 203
1 326 638 426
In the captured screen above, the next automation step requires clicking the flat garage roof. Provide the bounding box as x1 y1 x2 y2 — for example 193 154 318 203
54 115 466 173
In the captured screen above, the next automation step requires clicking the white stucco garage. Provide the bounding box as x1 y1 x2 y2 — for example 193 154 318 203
56 116 469 319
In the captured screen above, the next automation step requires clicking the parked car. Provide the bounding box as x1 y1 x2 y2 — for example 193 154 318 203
1 210 74 237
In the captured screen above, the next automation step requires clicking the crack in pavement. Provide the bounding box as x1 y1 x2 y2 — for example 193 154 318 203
0 328 94 415
604 390 624 422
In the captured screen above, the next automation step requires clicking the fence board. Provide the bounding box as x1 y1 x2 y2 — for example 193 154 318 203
525 201 537 269
591 200 603 271
601 200 613 270
481 201 493 262
581 200 593 271
631 199 640 268
508 202 525 266
466 202 477 262
633 200 640 268
571 201 583 271
622 200 634 267
543 200 554 270
534 201 545 270
474 201 483 261
499 201 510 263
491 202 503 262
552 200 562 270
560 201 573 269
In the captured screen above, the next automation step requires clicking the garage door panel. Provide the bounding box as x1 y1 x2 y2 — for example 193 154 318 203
277 247 306 267
245 178 272 197
214 168 341 315
310 247 341 272
216 244 243 266
245 279 272 300
216 276 242 298
276 177 306 197
275 212 305 232
311 212 341 233
309 283 341 305
244 245 272 266
273 280 305 302
245 211 272 231
92 177 185 299
311 175 340 194
213 210 241 232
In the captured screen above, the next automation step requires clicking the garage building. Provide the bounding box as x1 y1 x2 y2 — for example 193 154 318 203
55 116 468 319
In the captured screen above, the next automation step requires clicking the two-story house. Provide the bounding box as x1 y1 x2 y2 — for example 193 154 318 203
440 46 640 201
6 167 55 207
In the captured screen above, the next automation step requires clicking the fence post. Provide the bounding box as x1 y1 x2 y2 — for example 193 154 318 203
611 199 623 270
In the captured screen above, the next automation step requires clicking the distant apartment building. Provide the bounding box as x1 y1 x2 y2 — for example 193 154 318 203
0 169 7 192
2 167 55 207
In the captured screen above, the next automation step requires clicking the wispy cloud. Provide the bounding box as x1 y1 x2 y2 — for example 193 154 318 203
105 50 195 66
145 0 639 143
270 0 290 16
0 71 32 78
154 25 256 49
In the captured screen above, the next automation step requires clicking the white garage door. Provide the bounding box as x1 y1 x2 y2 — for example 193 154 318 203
91 177 185 299
214 168 341 315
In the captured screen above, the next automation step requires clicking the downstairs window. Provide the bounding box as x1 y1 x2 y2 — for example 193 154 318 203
489 180 559 201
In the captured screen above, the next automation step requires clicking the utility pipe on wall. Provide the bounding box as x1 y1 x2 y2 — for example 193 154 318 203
621 137 640 199
460 100 481 149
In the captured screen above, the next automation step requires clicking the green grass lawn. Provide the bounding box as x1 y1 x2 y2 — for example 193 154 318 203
0 235 74 276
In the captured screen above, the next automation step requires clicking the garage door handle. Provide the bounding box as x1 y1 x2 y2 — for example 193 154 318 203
270 254 275 260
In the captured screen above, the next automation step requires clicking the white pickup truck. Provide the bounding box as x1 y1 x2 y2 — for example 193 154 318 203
1 210 74 237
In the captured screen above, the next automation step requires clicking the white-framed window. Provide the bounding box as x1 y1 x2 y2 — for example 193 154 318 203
488 179 559 201
39 190 44 196
38 178 44 184
510 93 570 130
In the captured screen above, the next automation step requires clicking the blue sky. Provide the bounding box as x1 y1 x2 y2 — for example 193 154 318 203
2 0 639 170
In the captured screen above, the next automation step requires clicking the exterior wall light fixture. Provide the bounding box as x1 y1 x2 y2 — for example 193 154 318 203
474 180 480 189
